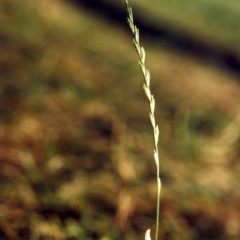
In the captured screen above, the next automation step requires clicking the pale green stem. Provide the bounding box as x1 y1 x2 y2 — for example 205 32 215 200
125 1 161 239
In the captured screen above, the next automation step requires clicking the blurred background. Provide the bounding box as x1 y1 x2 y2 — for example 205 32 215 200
0 0 240 239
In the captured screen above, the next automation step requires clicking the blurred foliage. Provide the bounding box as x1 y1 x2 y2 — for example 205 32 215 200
108 0 240 52
0 0 240 240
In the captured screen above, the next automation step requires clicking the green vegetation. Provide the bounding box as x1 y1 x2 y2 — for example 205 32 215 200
0 0 240 239
110 0 240 52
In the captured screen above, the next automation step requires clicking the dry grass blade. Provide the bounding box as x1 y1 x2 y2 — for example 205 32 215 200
145 229 152 240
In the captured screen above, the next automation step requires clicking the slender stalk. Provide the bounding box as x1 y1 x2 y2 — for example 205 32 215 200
125 1 161 240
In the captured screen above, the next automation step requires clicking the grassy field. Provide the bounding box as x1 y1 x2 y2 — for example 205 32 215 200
0 0 240 239
108 0 240 52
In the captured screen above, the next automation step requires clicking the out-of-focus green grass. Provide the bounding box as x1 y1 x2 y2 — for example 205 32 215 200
0 0 240 239
110 0 240 52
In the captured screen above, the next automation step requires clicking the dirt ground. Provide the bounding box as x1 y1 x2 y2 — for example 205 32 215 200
0 0 240 239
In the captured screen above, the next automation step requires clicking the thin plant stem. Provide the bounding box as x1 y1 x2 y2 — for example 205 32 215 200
125 1 161 240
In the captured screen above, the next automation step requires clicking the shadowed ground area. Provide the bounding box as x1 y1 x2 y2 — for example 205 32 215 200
0 0 240 239
67 0 240 75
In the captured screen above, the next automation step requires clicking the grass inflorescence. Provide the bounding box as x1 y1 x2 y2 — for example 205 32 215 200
125 1 161 239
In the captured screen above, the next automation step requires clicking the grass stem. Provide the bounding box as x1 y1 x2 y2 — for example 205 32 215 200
125 1 161 239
